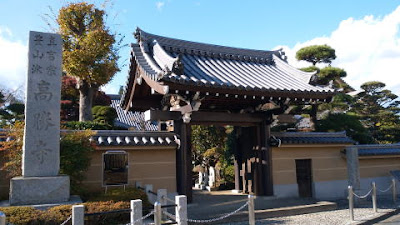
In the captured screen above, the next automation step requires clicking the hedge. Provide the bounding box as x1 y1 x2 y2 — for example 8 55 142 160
0 188 151 225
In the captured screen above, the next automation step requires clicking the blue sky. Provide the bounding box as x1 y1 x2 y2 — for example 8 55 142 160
1 0 400 96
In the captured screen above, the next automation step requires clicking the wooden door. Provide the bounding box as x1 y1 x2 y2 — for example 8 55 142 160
295 159 313 197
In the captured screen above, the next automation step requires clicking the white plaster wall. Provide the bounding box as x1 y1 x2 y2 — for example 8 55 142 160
360 176 399 196
273 184 298 198
314 179 348 200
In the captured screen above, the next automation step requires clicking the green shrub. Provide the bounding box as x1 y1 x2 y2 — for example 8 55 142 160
92 105 117 126
223 165 235 184
60 130 95 195
1 206 43 225
87 187 151 208
63 121 112 130
0 198 147 225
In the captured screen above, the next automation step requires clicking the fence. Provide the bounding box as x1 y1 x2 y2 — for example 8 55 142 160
348 178 397 221
53 183 255 225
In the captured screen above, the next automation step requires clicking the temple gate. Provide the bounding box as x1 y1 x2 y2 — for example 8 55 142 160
121 28 335 202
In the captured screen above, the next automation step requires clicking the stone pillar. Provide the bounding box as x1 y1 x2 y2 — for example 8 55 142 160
130 199 143 225
175 195 187 225
9 31 70 205
72 205 84 225
346 146 360 189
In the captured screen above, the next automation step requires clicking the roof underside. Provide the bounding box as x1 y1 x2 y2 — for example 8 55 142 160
121 28 336 111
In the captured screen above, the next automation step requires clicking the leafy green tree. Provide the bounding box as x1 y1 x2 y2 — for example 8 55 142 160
316 113 374 144
295 45 349 130
351 81 400 143
57 2 120 121
317 67 347 86
296 44 336 66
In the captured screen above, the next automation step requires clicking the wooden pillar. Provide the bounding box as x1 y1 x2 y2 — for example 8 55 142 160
233 127 242 192
174 120 193 203
260 116 273 196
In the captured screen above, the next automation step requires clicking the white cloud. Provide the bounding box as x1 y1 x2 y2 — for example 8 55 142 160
156 1 165 11
277 6 400 96
0 27 27 92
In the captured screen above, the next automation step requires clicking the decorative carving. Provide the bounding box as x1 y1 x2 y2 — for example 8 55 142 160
172 54 184 75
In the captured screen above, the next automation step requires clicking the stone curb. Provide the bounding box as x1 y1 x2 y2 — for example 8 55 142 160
212 201 337 224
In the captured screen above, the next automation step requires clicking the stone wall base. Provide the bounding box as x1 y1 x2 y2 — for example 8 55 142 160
9 175 70 206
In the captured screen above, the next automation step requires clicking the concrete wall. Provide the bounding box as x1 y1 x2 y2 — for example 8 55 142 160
82 146 177 193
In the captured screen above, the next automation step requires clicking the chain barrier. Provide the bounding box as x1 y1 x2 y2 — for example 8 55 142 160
162 210 176 220
162 195 175 204
377 183 393 193
186 201 249 223
353 188 373 199
124 210 155 225
59 215 72 225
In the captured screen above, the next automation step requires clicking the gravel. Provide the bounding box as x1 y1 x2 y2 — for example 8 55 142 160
221 199 399 225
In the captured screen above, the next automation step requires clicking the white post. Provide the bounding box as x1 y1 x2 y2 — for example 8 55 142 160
175 195 188 225
372 182 377 213
248 195 255 225
154 202 162 225
145 184 154 203
393 178 397 204
135 181 142 189
0 211 6 225
157 189 168 220
348 186 354 221
72 205 85 225
131 199 143 225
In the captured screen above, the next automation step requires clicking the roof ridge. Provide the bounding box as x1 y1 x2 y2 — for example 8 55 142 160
135 27 281 63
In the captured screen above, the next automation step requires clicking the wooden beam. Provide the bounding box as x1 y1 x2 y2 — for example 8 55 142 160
144 109 270 124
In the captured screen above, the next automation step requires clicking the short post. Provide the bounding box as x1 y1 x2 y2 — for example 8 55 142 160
157 189 167 220
372 182 377 213
248 195 255 225
348 186 354 221
135 181 142 189
72 205 85 225
131 199 143 225
145 184 154 203
0 211 6 225
175 195 188 225
393 178 397 204
154 202 162 225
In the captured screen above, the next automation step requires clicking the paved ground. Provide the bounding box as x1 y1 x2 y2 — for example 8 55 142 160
187 190 321 220
376 210 400 224
184 190 400 225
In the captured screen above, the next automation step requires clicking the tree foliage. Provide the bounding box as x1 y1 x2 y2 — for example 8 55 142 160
296 44 336 65
317 67 347 86
351 81 400 143
92 105 117 126
61 75 111 121
0 87 25 127
316 113 374 144
57 2 120 121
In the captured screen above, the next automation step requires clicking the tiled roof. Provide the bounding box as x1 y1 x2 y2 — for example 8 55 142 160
272 131 355 145
128 28 334 97
90 130 178 147
355 144 400 156
109 95 158 131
